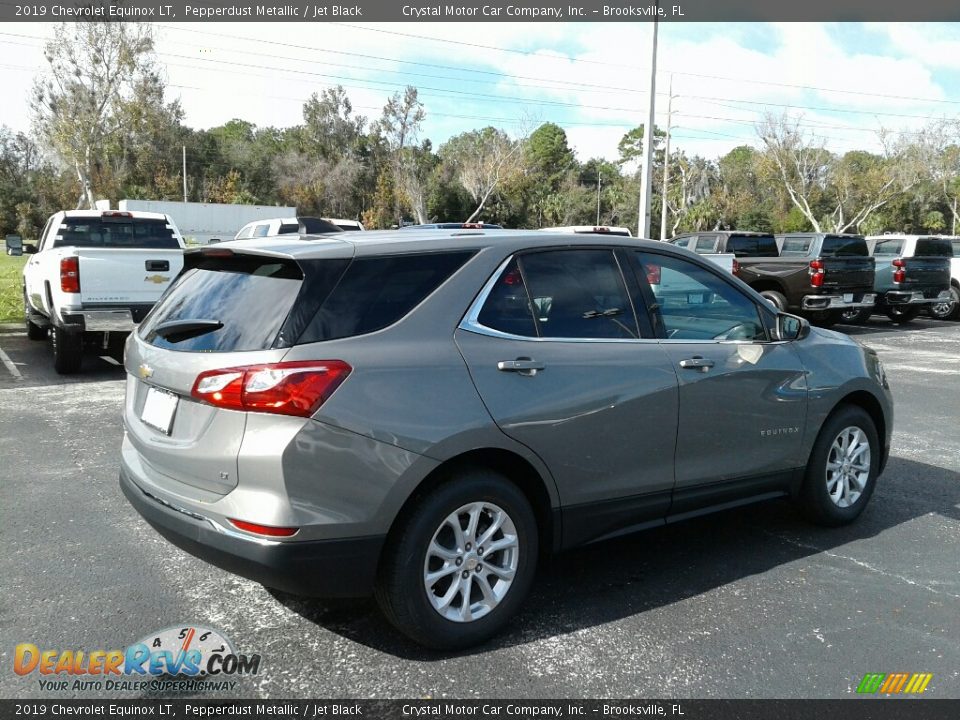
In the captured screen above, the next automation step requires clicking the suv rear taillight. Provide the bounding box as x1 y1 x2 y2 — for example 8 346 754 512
191 360 351 417
809 259 825 288
732 259 742 275
892 258 906 284
60 257 80 293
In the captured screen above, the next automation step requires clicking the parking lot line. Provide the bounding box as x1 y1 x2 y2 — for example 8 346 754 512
0 342 22 379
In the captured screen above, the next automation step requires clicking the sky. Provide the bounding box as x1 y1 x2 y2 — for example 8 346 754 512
2 21 960 164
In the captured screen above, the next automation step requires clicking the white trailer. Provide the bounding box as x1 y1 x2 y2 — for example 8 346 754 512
118 200 297 245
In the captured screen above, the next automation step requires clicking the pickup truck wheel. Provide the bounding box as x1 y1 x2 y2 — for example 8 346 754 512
838 307 872 325
375 469 538 650
927 285 960 321
799 405 879 527
52 327 82 374
759 290 788 312
807 310 839 328
885 306 920 324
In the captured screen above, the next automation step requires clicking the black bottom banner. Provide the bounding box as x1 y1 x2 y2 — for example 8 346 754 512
2 700 959 720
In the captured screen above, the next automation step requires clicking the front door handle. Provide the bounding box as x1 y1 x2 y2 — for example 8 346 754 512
679 356 715 371
497 358 545 376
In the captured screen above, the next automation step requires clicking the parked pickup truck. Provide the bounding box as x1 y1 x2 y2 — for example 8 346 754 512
20 210 185 374
838 235 953 325
670 231 876 326
922 236 960 321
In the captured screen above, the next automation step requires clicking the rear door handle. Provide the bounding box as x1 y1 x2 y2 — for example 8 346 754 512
145 260 170 272
679 356 715 370
497 358 545 376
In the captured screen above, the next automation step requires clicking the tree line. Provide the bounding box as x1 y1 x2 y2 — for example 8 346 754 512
4 22 960 240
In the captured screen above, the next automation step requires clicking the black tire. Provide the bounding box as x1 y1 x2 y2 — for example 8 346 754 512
837 307 872 325
799 404 879 527
375 469 538 650
52 327 82 374
807 310 840 328
927 285 960 321
759 290 788 312
885 305 920 324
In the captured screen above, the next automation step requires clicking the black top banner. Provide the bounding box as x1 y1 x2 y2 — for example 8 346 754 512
3 0 960 23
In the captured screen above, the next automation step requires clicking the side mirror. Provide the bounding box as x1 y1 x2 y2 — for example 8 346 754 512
23 243 38 255
775 313 810 341
5 234 23 255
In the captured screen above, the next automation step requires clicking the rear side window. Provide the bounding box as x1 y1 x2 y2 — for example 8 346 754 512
821 235 868 257
780 237 812 256
299 252 474 343
252 224 271 237
915 238 953 257
55 217 179 249
726 234 777 257
278 223 300 234
477 259 537 337
672 237 691 249
140 255 305 352
872 238 905 256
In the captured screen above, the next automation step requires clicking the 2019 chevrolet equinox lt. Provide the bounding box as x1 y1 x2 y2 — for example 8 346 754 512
120 230 892 649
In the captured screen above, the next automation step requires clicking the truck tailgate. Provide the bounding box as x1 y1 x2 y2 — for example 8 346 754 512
821 257 875 291
899 257 951 290
77 248 184 305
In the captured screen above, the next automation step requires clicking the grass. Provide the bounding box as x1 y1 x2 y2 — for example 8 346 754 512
0 253 28 324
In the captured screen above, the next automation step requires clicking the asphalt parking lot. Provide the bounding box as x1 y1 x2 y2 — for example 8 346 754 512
1 318 958 699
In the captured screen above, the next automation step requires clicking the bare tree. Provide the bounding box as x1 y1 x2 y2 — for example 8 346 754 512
912 119 960 234
377 87 429 224
440 127 525 222
757 112 915 233
32 22 156 209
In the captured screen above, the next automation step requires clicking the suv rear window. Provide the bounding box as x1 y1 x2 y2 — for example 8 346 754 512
915 238 954 257
55 217 179 249
142 251 474 352
140 254 308 353
821 235 868 257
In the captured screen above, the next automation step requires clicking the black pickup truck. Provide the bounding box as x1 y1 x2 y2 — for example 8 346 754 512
670 231 876 326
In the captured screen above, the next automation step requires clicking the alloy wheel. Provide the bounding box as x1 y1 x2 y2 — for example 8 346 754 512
825 426 871 508
422 501 519 623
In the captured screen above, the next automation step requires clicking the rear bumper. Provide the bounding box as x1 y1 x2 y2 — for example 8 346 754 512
883 289 952 306
802 292 876 310
61 304 155 332
120 466 384 597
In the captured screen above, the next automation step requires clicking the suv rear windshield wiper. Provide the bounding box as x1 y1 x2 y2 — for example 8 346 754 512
152 319 224 343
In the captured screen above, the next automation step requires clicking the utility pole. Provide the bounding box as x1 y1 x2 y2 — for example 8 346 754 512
637 8 658 239
182 146 187 203
596 168 602 225
659 74 674 241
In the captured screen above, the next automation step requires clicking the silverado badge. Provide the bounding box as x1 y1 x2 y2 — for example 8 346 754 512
138 364 154 380
144 274 170 284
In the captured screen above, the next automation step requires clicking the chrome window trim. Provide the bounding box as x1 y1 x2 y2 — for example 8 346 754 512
459 253 789 346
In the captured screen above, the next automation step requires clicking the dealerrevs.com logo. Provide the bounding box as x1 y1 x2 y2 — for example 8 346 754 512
13 625 261 693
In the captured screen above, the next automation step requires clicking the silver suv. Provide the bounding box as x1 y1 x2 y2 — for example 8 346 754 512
120 230 893 649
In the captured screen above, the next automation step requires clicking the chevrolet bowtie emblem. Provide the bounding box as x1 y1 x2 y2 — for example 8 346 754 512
138 364 154 380
144 274 170 284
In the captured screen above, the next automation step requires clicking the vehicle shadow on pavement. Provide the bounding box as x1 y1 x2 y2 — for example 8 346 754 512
838 318 951 336
270 455 960 660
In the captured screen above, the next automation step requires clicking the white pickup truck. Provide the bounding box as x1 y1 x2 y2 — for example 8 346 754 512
21 210 185 374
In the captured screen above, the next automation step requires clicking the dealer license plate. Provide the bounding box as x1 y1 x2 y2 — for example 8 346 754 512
141 386 178 435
